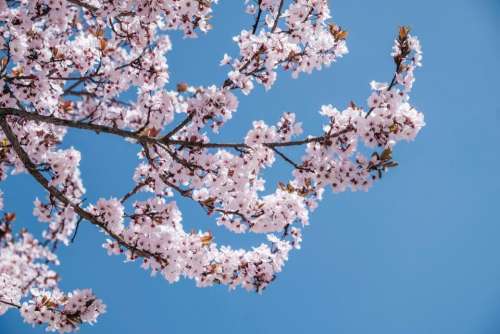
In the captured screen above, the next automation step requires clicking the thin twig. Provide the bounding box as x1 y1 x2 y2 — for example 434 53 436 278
120 181 147 204
161 113 194 140
252 0 263 34
70 217 84 243
0 299 21 309
271 147 312 171
271 0 284 33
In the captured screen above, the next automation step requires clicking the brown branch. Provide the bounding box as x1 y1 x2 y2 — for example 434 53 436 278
303 6 314 23
0 107 356 150
161 112 194 140
0 299 21 309
6 75 99 82
271 0 284 33
70 217 84 243
120 181 148 204
0 107 153 142
270 147 312 171
238 45 265 74
66 0 97 12
252 0 263 34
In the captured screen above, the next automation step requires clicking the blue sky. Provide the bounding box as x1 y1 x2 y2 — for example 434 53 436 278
1 0 500 333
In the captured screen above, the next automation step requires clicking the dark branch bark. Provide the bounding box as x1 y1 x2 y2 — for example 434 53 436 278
161 112 194 140
252 0 263 34
66 0 98 12
0 107 355 150
0 299 21 309
271 147 312 171
271 0 285 33
120 181 147 204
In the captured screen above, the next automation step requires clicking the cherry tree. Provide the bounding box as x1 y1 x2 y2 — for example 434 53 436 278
0 0 424 332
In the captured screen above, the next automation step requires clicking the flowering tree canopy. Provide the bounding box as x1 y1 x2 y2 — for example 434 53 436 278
0 0 424 332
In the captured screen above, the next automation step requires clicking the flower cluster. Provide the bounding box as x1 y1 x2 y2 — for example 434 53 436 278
178 85 239 135
0 219 59 300
21 288 105 333
226 0 348 93
92 0 217 37
0 216 105 332
34 201 78 246
0 272 21 316
103 196 294 291
88 198 125 235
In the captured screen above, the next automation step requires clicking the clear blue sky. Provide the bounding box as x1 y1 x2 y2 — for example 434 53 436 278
2 0 499 333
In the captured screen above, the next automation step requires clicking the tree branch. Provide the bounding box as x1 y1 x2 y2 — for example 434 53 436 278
0 107 355 150
161 112 194 140
271 0 285 33
252 0 263 34
0 299 21 309
120 181 148 204
66 0 98 12
270 147 312 171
